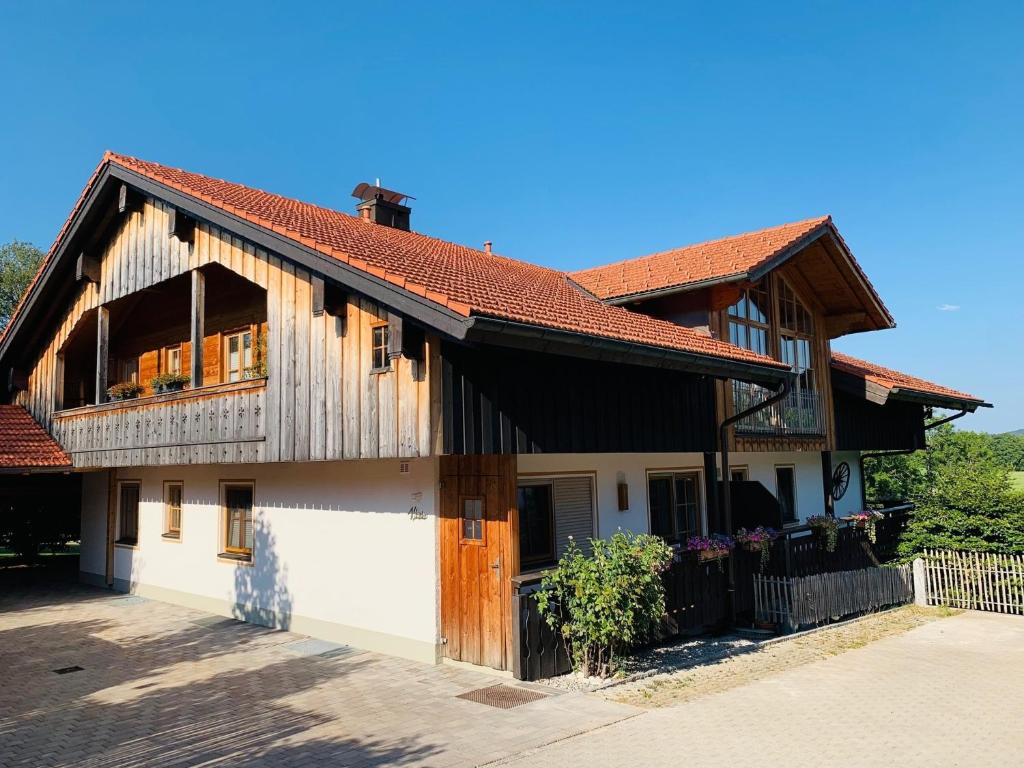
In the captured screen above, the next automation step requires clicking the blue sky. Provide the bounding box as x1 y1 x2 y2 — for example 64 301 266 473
1 2 1021 432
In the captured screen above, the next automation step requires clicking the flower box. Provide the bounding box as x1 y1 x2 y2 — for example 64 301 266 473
699 549 730 562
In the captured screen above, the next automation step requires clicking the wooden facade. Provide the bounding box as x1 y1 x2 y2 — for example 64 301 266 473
441 342 718 455
832 387 926 451
16 197 437 468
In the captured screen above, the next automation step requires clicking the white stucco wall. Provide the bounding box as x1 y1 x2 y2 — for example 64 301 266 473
517 450 834 541
833 450 866 517
86 458 439 662
79 470 109 580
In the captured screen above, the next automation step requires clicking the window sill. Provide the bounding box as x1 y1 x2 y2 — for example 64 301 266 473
161 532 181 542
369 366 393 376
217 552 253 566
114 540 138 549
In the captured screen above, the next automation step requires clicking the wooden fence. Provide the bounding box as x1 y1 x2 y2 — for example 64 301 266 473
920 550 1024 615
754 564 914 630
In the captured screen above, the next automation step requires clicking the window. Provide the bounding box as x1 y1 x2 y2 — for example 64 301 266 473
164 345 182 375
371 323 390 371
164 482 182 538
730 467 749 482
517 483 555 569
116 356 139 385
648 471 703 542
117 482 140 545
461 497 484 542
222 483 254 558
223 330 253 383
727 279 770 356
775 466 797 524
777 279 815 393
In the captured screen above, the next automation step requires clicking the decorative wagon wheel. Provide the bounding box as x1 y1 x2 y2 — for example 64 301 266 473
832 462 851 501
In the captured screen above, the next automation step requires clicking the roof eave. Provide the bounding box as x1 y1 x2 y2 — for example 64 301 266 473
465 316 794 387
888 388 991 412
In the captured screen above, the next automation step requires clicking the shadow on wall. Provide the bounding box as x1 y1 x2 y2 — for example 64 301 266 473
232 514 293 631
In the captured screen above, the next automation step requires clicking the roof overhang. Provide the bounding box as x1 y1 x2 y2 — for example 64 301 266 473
466 317 795 387
831 366 991 412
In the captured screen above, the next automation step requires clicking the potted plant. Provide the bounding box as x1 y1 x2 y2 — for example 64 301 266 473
151 372 191 394
807 514 839 553
686 534 735 568
107 381 145 401
734 526 779 570
843 510 885 543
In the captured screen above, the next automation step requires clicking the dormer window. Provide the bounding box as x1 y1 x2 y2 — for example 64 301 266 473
727 279 770 356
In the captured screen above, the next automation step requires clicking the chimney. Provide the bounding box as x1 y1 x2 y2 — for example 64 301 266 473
483 241 492 255
351 182 414 231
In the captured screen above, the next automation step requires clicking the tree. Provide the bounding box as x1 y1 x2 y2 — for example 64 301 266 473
0 240 45 332
865 424 1024 557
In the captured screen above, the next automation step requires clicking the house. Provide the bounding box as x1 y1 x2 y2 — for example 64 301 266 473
0 152 989 673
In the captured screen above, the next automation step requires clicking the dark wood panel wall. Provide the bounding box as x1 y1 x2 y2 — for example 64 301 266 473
832 386 926 451
441 342 718 455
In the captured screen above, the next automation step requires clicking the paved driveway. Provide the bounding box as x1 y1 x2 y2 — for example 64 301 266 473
0 582 634 767
500 611 1024 768
1 581 1021 767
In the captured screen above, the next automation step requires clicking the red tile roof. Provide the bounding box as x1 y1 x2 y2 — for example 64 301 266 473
572 217 833 300
6 152 786 373
831 351 984 405
0 406 71 469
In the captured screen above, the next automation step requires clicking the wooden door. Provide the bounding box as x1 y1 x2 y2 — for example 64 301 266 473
440 455 518 670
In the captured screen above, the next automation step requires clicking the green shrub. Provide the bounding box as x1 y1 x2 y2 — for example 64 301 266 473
535 531 673 678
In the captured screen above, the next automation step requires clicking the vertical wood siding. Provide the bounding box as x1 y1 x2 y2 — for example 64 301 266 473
21 197 436 467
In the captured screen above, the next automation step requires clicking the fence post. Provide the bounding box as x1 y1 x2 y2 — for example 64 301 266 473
912 558 928 607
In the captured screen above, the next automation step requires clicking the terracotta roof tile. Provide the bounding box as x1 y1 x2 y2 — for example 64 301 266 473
831 351 983 404
572 217 832 300
71 153 787 373
0 406 71 469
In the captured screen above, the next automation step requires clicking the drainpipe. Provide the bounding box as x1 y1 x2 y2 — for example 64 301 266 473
858 408 969 509
718 377 792 626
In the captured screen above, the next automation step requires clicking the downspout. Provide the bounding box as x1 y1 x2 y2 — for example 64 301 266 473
718 377 792 626
858 408 969 508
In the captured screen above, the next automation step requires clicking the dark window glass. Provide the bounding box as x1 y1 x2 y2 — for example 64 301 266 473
118 483 140 544
462 498 483 541
649 472 701 542
775 467 797 524
518 485 555 568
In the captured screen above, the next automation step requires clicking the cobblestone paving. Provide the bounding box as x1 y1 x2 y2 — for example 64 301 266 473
499 610 1024 767
0 583 636 767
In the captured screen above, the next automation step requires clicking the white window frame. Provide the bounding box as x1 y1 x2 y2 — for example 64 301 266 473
774 464 799 526
645 466 707 541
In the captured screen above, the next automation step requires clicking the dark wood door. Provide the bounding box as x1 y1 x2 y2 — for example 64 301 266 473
440 455 518 670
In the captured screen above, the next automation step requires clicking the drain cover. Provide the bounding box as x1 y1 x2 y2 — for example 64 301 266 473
281 638 359 659
53 666 84 675
456 684 548 709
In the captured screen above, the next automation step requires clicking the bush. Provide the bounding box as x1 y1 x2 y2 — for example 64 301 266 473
535 531 673 678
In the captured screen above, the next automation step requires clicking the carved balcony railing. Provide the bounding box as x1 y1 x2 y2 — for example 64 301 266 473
731 380 825 436
51 378 266 467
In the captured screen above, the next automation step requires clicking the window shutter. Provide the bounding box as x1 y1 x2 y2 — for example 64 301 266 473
553 477 595 557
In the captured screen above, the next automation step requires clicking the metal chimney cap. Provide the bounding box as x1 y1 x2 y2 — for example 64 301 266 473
351 182 415 205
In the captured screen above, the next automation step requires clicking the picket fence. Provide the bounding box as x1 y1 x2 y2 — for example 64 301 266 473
920 549 1024 615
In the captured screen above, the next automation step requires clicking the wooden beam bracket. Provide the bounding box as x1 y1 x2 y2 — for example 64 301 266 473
117 183 143 215
168 208 195 243
75 252 101 283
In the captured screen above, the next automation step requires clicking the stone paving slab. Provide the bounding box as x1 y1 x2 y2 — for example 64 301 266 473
497 611 1024 767
0 582 636 768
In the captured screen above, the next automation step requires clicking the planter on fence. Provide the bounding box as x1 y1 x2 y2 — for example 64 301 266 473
686 535 735 570
734 527 780 571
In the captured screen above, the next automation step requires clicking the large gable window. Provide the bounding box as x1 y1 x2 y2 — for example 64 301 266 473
727 280 770 356
778 279 815 393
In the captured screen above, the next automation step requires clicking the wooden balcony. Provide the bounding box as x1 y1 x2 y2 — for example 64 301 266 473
51 378 266 468
731 380 825 436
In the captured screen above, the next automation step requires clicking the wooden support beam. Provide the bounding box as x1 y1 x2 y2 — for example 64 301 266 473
190 270 205 387
96 306 109 404
117 183 142 215
822 451 835 517
311 276 325 317
167 208 195 243
76 252 101 283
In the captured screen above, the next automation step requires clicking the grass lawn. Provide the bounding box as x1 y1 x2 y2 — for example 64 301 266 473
0 543 80 559
1012 471 1024 492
